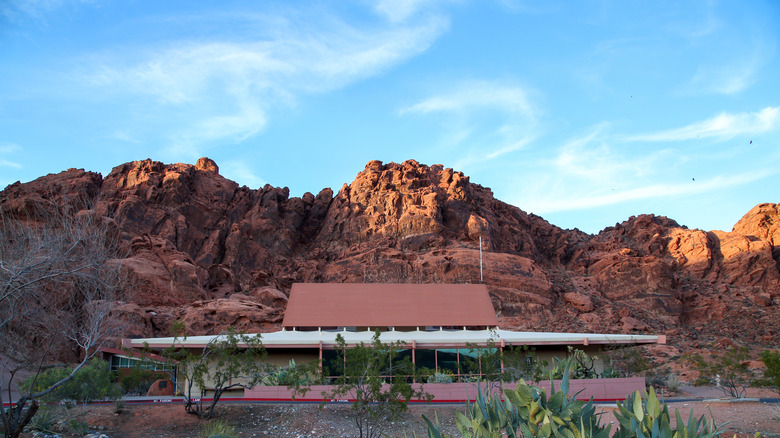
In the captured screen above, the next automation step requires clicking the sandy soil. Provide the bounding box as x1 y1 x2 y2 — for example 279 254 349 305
19 386 780 437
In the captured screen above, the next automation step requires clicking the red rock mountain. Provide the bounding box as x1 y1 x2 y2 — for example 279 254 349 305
1 158 777 360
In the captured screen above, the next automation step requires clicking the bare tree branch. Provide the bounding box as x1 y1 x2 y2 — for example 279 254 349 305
0 199 130 438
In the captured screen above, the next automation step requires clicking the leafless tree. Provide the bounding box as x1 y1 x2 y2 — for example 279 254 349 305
0 199 130 438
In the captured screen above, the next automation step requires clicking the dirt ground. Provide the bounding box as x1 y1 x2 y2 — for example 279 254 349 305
20 386 780 437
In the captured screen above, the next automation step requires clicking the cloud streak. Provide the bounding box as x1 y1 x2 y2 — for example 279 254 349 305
83 8 448 154
400 80 539 163
524 170 773 214
0 142 22 168
623 107 780 142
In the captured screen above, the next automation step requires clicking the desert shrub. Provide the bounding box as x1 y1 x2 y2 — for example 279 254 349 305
114 399 126 414
119 364 160 395
262 359 315 386
685 346 756 398
604 345 649 377
645 366 682 392
501 345 548 382
68 419 90 435
27 407 55 434
549 347 598 380
22 358 120 405
200 419 237 438
427 372 453 384
665 373 682 392
756 350 780 394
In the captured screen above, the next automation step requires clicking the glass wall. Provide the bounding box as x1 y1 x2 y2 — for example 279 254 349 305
321 347 499 382
109 355 172 372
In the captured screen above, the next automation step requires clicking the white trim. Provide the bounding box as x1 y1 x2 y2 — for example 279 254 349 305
130 329 663 350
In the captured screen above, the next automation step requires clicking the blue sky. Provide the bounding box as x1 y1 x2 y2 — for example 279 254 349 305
1 0 778 234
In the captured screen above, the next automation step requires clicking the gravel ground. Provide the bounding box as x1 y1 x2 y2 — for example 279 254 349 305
18 385 780 438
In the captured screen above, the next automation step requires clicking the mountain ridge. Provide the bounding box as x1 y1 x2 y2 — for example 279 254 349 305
1 157 777 364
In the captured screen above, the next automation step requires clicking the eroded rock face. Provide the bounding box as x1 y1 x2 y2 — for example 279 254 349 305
1 158 777 356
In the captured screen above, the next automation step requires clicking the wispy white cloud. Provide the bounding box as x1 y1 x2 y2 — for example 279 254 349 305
375 0 432 22
688 57 762 95
83 9 448 156
684 33 773 95
510 113 778 218
112 130 141 144
0 142 21 154
400 80 539 162
400 81 533 115
219 160 267 189
0 159 22 169
0 142 22 168
623 107 780 142
523 170 773 214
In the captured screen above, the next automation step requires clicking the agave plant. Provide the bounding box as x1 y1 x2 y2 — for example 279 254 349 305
425 360 611 438
613 387 721 438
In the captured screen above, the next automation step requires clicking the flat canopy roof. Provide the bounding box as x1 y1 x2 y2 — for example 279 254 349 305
130 329 666 350
281 283 499 328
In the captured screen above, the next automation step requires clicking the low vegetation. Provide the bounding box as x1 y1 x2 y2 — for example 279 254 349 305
757 350 780 394
686 346 756 398
322 330 431 438
413 362 721 438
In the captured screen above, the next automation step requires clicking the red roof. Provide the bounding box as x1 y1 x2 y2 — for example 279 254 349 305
282 283 498 328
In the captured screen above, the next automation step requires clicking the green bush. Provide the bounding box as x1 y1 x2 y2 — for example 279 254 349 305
756 350 780 393
262 359 315 386
69 419 90 435
427 372 453 384
500 345 548 382
21 358 120 405
604 345 649 378
685 346 756 398
119 365 160 395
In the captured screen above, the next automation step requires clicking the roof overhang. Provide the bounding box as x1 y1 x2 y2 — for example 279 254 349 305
128 329 665 351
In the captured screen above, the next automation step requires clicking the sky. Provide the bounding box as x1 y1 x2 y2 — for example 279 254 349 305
1 0 778 234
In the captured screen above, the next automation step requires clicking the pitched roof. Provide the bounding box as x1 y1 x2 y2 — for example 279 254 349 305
282 283 498 328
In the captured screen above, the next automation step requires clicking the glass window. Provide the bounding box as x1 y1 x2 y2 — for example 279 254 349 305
436 349 459 374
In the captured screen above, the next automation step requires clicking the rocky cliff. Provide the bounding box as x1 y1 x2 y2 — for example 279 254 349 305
1 158 777 360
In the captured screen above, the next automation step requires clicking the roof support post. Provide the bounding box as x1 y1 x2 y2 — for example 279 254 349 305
411 340 416 383
318 341 323 375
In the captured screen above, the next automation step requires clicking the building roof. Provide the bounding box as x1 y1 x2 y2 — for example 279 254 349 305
281 283 499 328
130 329 666 350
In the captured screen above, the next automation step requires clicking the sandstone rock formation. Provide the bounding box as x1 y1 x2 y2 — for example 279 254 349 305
1 158 777 359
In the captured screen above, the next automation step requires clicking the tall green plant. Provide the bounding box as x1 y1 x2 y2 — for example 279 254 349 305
613 387 721 438
160 323 271 418
757 350 780 394
322 330 430 438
